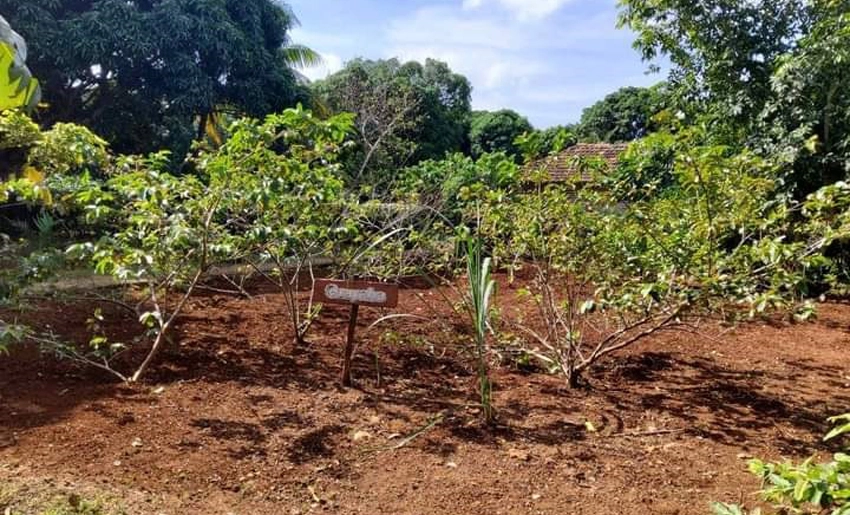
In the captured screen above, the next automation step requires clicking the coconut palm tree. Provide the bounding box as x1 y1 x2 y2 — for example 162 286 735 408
280 5 324 83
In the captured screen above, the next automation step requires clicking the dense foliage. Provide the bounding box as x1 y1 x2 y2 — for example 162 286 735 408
395 152 521 223
0 0 311 158
618 0 850 197
514 125 577 162
759 2 850 197
578 84 668 142
617 0 809 126
469 109 533 161
312 58 472 190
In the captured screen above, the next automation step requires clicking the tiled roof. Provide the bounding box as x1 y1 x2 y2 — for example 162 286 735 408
526 142 630 182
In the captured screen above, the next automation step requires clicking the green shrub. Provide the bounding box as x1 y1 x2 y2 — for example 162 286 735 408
1 107 356 380
712 414 850 515
394 151 520 223
483 144 829 386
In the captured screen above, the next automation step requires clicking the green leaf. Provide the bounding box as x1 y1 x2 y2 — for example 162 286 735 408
0 16 40 111
825 422 850 442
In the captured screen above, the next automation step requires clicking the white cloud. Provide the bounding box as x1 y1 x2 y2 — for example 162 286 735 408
289 0 663 127
387 5 553 94
300 52 343 82
390 41 546 91
386 3 637 119
462 0 576 21
387 7 522 50
288 27 346 82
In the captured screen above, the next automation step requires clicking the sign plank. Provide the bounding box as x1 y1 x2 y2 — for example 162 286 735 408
312 279 399 386
313 279 398 308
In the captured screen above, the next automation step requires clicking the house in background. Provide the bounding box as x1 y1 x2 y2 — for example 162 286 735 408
525 142 629 184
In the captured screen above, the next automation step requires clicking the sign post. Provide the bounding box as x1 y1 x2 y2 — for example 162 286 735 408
313 279 399 386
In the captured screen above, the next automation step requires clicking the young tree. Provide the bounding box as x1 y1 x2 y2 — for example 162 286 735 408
0 107 356 381
312 58 472 190
485 140 832 387
206 108 356 346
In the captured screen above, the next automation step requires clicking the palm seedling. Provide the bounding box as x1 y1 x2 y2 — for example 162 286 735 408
464 236 496 424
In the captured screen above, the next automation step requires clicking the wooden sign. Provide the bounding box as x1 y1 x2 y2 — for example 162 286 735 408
312 279 399 386
313 279 398 308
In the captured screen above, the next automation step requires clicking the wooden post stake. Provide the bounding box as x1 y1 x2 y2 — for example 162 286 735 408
311 279 398 388
341 303 359 387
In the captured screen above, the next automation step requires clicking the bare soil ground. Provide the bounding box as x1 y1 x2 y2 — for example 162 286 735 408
1 276 849 515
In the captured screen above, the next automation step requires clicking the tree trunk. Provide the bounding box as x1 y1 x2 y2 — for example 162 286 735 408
129 324 169 383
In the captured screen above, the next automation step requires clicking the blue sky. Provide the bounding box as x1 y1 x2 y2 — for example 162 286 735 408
288 0 665 129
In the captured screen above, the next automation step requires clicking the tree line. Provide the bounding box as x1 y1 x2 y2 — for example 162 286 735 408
0 0 671 182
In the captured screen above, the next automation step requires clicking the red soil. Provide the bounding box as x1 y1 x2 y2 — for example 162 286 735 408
1 277 849 514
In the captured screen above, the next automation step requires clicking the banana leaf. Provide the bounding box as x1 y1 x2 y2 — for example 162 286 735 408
0 15 41 111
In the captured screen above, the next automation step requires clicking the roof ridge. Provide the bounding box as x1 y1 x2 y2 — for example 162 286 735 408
524 141 630 182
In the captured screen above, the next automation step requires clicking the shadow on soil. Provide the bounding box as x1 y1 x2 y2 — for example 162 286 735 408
2 297 848 463
601 351 850 453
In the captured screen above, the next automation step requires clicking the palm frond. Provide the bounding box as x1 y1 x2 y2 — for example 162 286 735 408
281 44 323 70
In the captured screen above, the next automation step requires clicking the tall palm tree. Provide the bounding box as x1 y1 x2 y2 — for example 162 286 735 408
279 5 323 83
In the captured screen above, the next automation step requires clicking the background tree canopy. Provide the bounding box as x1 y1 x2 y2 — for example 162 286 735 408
401 59 473 162
618 0 850 197
617 0 810 126
312 58 472 190
577 84 667 143
0 0 311 158
469 109 533 161
758 0 850 196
